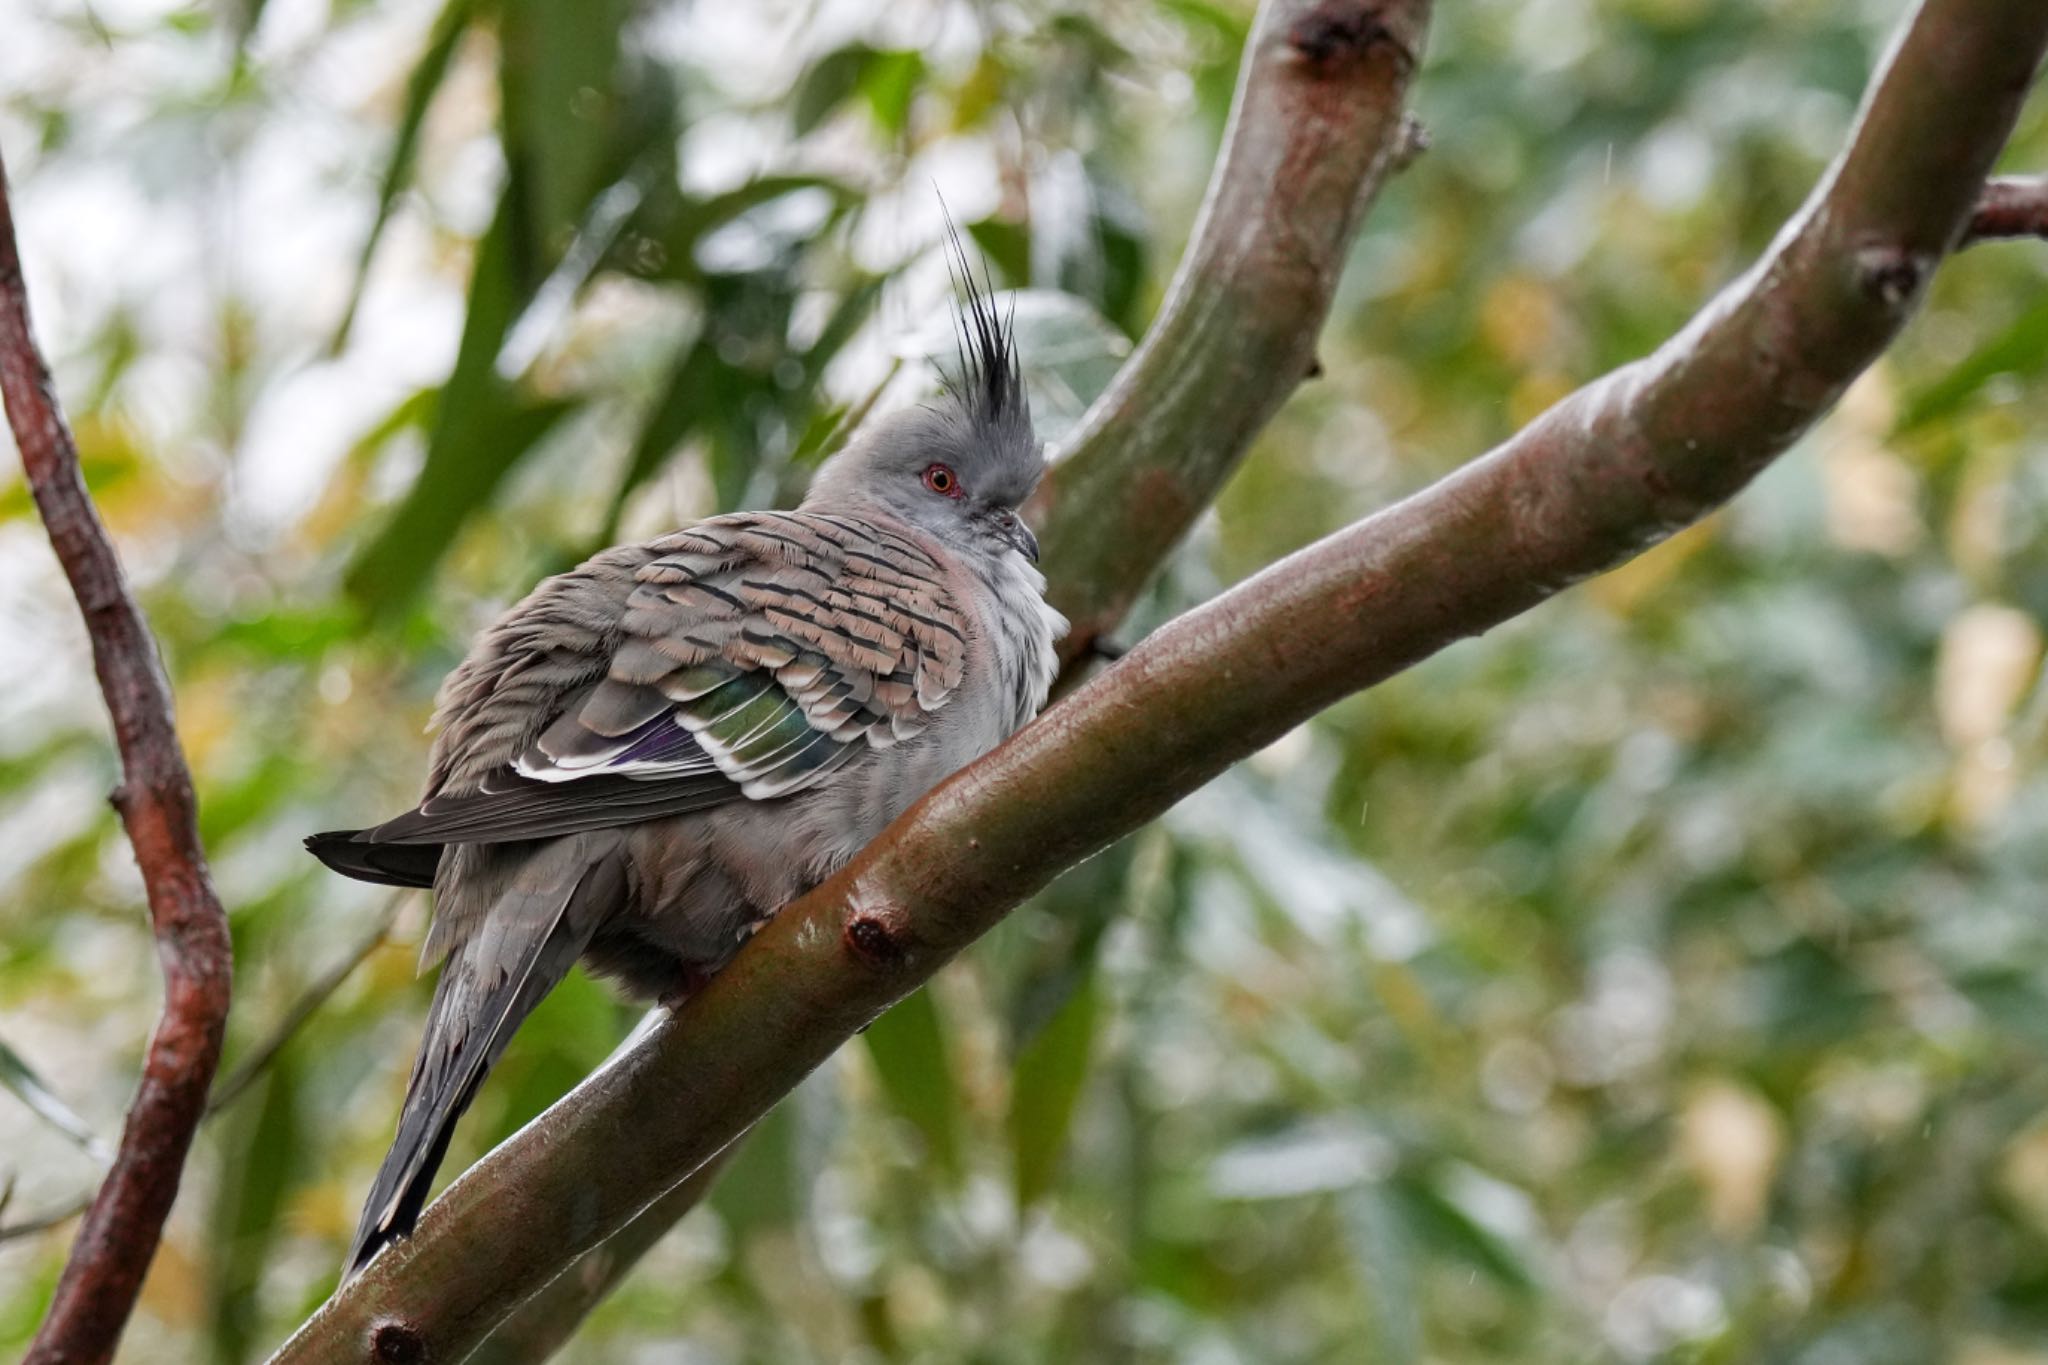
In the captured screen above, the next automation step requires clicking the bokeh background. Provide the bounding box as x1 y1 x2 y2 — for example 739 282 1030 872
4 0 2048 1360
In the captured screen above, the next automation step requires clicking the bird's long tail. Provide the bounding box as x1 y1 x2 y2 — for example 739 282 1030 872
345 850 621 1277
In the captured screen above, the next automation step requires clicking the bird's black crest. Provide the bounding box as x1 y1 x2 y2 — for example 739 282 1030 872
939 214 1026 439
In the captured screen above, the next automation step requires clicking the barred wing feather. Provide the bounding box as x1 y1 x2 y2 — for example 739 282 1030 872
306 510 967 881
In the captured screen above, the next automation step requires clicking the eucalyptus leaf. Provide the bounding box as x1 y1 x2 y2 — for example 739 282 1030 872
860 986 961 1180
1339 1185 1422 1365
793 44 880 136
0 1037 110 1163
1389 1170 1539 1296
1006 290 1134 444
1008 971 1100 1208
207 1056 303 1362
1896 295 2048 434
498 0 632 249
329 0 475 351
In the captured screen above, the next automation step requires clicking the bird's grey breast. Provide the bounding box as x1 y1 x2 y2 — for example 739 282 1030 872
973 547 1066 735
815 535 1063 845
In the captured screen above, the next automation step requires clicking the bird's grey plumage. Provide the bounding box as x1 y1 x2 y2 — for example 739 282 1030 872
309 263 1065 1276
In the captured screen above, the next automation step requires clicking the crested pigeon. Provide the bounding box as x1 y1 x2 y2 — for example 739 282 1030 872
307 270 1065 1275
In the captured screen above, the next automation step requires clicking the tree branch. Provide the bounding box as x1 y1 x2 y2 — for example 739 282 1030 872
0 891 400 1249
268 0 2048 1358
0 153 235 1365
462 1146 735 1365
0 1194 93 1248
486 1 1441 1350
1029 0 1430 666
1966 173 2048 243
206 890 409 1117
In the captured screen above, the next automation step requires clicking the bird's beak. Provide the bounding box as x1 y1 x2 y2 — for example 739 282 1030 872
1004 513 1040 563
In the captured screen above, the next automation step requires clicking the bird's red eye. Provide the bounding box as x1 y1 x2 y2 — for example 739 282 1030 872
922 463 962 497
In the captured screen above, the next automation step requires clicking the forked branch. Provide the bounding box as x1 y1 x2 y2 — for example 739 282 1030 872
271 0 2048 1360
1968 173 2048 243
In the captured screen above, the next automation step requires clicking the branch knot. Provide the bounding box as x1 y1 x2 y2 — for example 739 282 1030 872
370 1319 428 1364
1854 244 1932 311
1288 2 1416 74
843 907 912 971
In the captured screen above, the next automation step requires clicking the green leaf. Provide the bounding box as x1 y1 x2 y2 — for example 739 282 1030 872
329 0 475 351
1005 840 1137 1049
791 43 922 137
206 1056 303 1365
906 287 1130 449
1158 0 1253 46
343 184 571 616
650 176 856 285
793 44 879 136
1046 13 1135 70
602 327 721 537
785 358 899 478
860 49 925 135
966 216 1030 288
498 0 632 251
604 269 880 538
1008 971 1101 1208
709 1102 801 1245
344 387 578 617
228 0 269 53
1389 1170 1537 1295
0 450 134 523
861 987 962 1180
479 970 624 1146
0 1037 110 1162
1896 295 2048 434
1950 969 2048 1048
344 5 686 611
1339 1185 1422 1365
806 274 886 374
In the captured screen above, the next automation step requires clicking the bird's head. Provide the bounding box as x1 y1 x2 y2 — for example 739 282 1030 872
804 252 1043 565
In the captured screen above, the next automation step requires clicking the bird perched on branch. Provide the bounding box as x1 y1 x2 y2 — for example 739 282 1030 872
307 261 1064 1277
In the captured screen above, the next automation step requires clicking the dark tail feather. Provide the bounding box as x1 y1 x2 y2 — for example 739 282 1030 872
306 829 441 889
345 853 619 1276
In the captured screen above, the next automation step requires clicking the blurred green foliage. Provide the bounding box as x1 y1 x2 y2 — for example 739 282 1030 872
2 1 2048 1362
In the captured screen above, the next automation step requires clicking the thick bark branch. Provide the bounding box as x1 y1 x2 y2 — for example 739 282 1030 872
0 153 235 1365
465 0 1436 1349
1028 0 1430 665
1967 173 2048 242
273 0 2046 1358
462 1147 734 1365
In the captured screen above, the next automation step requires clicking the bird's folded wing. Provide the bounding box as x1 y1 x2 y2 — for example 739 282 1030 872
518 510 967 799
309 511 967 880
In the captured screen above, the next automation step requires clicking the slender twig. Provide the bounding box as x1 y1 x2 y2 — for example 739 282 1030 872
0 1037 116 1162
268 1 2048 1360
1 153 234 1365
1965 174 2048 244
0 891 410 1245
207 890 411 1116
466 1145 737 1365
0 1194 93 1247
